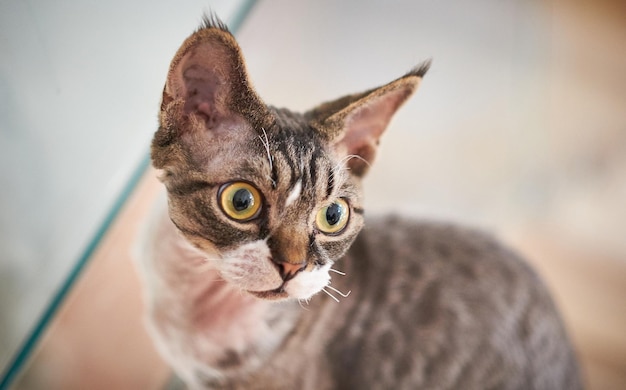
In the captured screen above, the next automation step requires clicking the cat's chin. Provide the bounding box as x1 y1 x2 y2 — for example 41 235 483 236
247 280 325 302
248 288 290 301
246 263 333 301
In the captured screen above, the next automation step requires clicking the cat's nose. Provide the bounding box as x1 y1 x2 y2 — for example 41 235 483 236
278 261 307 281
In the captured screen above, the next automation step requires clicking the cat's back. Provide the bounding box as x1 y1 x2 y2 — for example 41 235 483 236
321 215 582 390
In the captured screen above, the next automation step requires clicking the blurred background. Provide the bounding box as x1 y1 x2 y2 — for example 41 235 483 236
1 0 625 388
0 0 250 384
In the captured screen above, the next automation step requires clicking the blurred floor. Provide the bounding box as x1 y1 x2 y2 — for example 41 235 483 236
12 0 626 388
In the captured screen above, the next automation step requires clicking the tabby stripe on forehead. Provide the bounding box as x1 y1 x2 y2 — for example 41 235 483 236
308 149 321 192
274 148 298 188
326 166 335 199
300 149 311 189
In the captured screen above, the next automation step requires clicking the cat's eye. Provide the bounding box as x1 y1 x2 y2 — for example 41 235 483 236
316 199 350 234
218 182 262 221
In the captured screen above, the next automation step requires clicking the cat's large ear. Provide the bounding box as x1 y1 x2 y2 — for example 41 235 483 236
306 62 430 177
152 14 271 169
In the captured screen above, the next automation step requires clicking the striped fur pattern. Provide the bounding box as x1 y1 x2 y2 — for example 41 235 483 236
136 14 582 389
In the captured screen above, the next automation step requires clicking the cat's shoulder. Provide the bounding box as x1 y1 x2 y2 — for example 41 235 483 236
352 215 541 289
359 214 516 257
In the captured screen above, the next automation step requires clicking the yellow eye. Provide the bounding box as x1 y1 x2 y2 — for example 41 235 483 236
316 199 350 234
218 182 262 221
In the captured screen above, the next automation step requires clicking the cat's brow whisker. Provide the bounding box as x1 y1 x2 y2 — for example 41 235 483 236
333 154 370 176
327 156 353 192
329 268 346 276
326 285 351 298
345 154 370 169
332 155 351 174
259 127 276 187
322 288 340 303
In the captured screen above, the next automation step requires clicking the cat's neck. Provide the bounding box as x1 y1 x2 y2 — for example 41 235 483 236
141 200 300 381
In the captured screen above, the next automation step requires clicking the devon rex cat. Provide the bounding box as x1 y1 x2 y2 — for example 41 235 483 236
136 14 582 390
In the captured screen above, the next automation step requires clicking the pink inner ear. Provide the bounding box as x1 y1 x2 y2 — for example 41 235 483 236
340 87 412 162
167 39 235 129
181 65 222 127
342 104 387 152
336 86 412 176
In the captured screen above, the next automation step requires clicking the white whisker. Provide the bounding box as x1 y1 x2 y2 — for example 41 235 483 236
326 155 358 199
326 285 351 298
259 127 275 187
329 268 346 276
332 154 370 177
322 288 340 303
348 154 370 166
298 300 310 311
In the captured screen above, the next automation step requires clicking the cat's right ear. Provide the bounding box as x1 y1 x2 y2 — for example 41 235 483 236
152 14 271 169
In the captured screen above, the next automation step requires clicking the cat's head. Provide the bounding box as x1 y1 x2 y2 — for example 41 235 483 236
151 15 428 301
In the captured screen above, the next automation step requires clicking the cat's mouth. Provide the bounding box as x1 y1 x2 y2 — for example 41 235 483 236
248 287 289 300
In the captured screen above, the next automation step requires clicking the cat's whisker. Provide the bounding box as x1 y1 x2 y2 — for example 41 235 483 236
329 268 346 276
326 285 351 298
337 154 370 170
331 155 351 175
322 288 340 303
297 300 310 311
328 155 360 189
333 154 352 172
259 127 276 187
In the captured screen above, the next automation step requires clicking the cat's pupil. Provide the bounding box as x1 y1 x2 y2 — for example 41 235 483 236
326 203 343 225
233 189 253 211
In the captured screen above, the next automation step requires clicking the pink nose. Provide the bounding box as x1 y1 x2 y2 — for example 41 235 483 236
280 261 307 281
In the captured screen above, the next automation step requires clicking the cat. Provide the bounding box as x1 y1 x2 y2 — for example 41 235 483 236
135 14 583 390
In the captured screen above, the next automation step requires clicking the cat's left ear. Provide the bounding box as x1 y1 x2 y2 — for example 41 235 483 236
306 62 430 177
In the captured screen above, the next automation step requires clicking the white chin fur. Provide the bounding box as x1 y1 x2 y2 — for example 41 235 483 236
285 263 331 300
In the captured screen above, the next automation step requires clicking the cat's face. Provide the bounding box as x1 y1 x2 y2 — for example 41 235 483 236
151 15 427 301
159 109 365 301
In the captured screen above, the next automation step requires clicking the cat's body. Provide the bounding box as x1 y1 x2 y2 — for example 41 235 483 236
140 204 580 389
136 15 582 389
